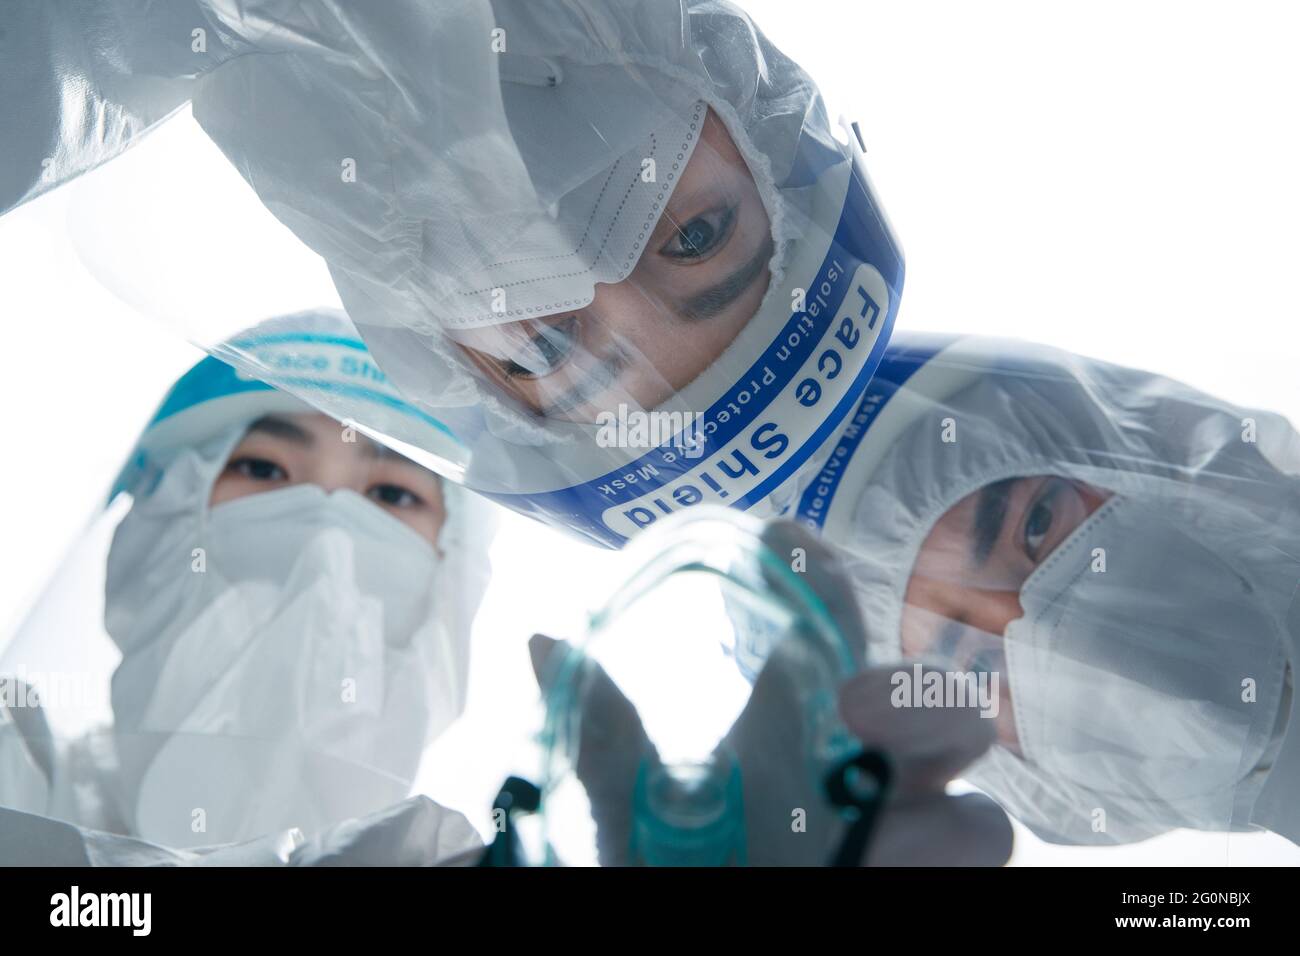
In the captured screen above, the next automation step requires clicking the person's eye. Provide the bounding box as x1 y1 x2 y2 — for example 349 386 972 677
368 484 424 510
1023 499 1053 561
1021 478 1083 563
498 315 579 380
229 456 288 482
659 206 737 262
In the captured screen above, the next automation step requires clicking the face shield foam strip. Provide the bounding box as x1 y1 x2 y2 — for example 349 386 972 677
113 328 463 500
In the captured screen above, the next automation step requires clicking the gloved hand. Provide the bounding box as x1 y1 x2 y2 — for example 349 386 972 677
529 519 1014 866
527 633 654 866
530 630 843 865
837 666 1013 866
758 521 1013 866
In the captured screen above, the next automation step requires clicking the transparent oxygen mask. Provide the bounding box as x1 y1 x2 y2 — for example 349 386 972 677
476 505 890 866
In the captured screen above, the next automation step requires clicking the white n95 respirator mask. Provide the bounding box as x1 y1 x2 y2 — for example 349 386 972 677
978 495 1291 842
106 477 457 848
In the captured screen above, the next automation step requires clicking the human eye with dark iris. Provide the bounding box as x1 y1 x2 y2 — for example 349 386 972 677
229 457 288 482
660 205 737 262
368 484 424 509
498 315 580 380
1022 478 1066 562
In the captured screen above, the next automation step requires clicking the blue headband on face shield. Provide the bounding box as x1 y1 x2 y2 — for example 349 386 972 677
111 313 465 502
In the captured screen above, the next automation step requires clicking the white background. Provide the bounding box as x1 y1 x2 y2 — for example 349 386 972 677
2 0 1299 864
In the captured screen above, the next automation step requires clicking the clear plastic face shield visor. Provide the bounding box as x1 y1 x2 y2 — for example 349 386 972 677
33 0 903 548
801 334 1300 849
0 348 495 855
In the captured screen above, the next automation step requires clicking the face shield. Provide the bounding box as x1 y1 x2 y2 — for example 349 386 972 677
9 0 903 547
0 312 495 853
797 333 1300 846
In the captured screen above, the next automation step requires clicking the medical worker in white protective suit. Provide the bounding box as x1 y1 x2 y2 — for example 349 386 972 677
0 311 494 861
0 0 905 548
789 332 1300 846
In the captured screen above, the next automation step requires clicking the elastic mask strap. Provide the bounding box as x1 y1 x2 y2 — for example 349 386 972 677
824 749 892 867
477 776 542 867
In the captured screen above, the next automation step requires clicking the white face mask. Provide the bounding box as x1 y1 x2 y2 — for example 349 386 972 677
107 481 462 847
999 495 1290 837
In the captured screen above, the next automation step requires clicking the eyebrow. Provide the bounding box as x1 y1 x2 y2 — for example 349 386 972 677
248 415 427 471
247 415 314 446
357 436 409 462
677 234 775 322
344 426 437 475
970 477 1016 568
